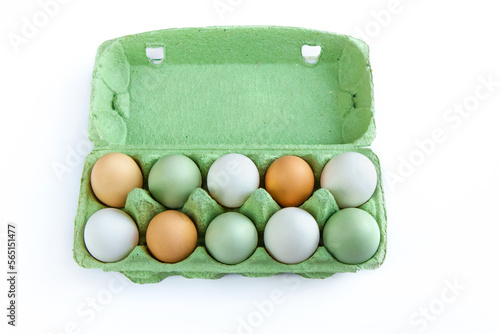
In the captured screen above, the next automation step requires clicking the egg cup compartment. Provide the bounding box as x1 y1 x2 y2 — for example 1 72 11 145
73 27 387 283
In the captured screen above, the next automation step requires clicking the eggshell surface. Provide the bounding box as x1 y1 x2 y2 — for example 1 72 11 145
90 153 143 208
323 208 380 264
205 212 258 265
265 155 314 207
207 153 260 208
264 207 319 264
84 208 139 263
146 210 198 263
320 152 377 208
148 155 202 209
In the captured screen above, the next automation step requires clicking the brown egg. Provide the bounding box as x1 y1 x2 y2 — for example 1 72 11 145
265 156 315 207
146 210 198 263
90 152 143 208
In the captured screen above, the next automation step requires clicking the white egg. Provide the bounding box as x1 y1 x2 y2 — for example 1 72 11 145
264 207 319 264
84 208 139 263
320 152 377 208
207 153 260 208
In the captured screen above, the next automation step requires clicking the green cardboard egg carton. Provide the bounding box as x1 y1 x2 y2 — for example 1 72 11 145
73 26 387 283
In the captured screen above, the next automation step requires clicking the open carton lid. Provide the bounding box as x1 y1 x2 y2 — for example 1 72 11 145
89 26 375 149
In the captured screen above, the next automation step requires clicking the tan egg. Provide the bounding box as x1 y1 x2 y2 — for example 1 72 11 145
90 153 143 208
146 210 198 263
265 155 315 207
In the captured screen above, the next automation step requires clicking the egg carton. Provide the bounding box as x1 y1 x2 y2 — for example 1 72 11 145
73 26 387 283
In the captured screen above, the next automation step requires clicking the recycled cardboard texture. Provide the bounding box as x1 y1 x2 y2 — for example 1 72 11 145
73 26 387 283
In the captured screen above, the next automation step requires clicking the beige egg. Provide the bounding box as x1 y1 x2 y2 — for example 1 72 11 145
90 152 143 207
146 210 198 263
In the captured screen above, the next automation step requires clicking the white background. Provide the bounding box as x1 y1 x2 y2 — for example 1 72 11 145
1 0 500 333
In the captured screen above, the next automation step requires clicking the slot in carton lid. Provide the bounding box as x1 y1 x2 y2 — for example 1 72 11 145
89 26 375 148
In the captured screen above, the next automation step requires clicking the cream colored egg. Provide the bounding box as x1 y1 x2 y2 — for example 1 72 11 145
90 152 143 208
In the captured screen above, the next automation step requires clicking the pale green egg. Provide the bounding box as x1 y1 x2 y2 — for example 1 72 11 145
323 208 380 264
205 212 258 265
148 155 202 208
